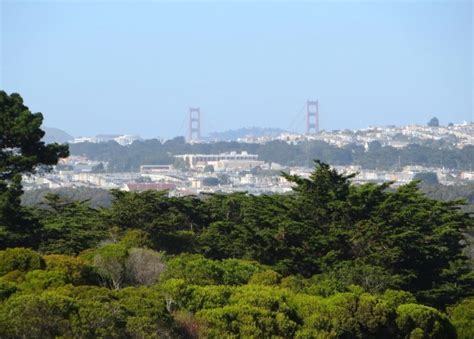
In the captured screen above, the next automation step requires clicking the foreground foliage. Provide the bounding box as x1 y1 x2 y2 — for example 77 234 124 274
1 248 470 338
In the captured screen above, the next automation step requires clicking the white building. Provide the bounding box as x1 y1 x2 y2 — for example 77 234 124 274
175 151 260 169
460 171 474 181
114 134 142 146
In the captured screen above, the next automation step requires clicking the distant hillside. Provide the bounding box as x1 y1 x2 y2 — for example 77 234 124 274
43 127 74 144
207 127 287 141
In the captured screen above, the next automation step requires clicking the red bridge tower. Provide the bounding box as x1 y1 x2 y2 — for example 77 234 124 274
189 107 201 141
306 100 319 135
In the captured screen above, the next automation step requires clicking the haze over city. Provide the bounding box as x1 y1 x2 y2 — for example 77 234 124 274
1 0 472 139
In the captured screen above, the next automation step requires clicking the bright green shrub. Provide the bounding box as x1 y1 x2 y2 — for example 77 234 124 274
304 274 346 297
184 285 234 313
85 286 176 337
77 247 96 263
159 278 188 310
0 291 77 338
248 269 281 286
44 254 96 285
396 303 455 338
319 292 365 337
114 286 171 319
230 285 293 313
292 292 397 338
295 313 336 338
1 269 25 283
62 285 112 302
0 248 44 275
0 280 17 300
161 254 223 285
448 297 474 339
219 259 264 285
382 289 417 309
125 316 163 338
280 275 307 292
197 304 298 338
353 293 393 336
288 293 325 321
70 300 126 338
119 229 152 249
162 255 265 286
22 269 68 290
114 286 176 336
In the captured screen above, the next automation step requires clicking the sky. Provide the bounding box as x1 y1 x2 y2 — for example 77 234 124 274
1 0 472 139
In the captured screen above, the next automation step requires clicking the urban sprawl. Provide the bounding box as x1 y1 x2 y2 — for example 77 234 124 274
25 122 474 195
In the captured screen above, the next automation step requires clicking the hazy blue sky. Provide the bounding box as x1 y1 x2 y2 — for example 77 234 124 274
1 1 472 138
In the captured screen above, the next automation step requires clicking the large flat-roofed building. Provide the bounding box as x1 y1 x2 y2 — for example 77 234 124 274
140 165 172 174
175 151 260 169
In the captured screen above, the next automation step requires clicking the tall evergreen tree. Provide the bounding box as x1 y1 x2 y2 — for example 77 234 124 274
0 91 69 248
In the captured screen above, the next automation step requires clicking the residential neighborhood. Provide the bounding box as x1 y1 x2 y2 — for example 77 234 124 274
24 122 474 195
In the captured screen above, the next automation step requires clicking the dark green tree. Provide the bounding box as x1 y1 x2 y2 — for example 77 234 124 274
414 171 439 185
203 165 214 173
202 177 219 186
281 161 356 274
281 161 473 306
428 116 440 127
36 194 106 255
0 91 69 248
90 162 105 173
105 190 207 253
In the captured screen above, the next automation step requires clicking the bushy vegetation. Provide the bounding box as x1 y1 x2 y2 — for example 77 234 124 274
1 91 473 337
0 248 471 338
